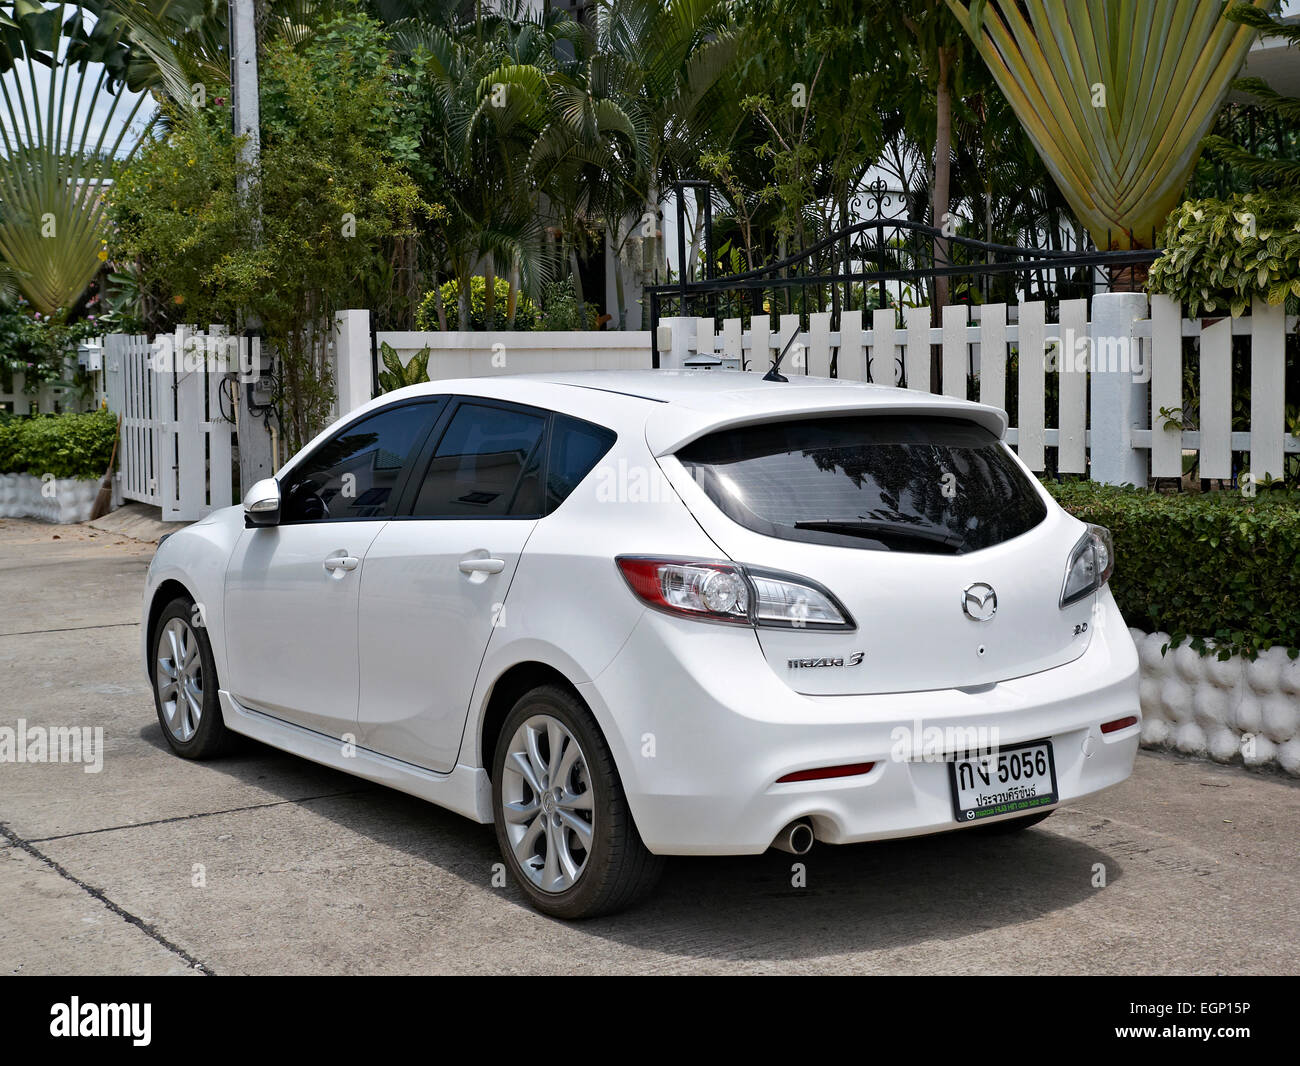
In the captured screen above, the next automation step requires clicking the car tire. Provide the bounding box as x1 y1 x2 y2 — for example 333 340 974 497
150 596 234 760
970 809 1054 834
491 684 664 919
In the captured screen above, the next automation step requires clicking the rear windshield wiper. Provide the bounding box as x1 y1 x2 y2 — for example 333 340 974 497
793 518 965 552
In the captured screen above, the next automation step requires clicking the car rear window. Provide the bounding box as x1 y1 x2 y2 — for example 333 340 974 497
676 415 1046 554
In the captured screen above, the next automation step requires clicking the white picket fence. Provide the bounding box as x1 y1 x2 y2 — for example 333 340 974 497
102 328 234 521
1140 296 1292 482
73 295 1294 527
0 373 70 414
0 353 102 415
662 292 1299 486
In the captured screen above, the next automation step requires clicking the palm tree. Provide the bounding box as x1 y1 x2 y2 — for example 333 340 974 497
0 3 149 315
395 11 554 329
465 7 582 326
945 0 1271 255
589 0 741 325
528 23 648 325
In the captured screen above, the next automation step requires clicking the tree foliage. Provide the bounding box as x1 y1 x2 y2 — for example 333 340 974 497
108 12 426 450
1147 193 1300 316
1151 4 1300 317
1202 3 1300 195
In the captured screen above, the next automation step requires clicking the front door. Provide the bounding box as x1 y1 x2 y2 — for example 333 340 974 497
223 399 443 737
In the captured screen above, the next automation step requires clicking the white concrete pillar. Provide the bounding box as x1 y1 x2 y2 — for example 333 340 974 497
656 317 696 370
1089 291 1149 487
334 309 374 415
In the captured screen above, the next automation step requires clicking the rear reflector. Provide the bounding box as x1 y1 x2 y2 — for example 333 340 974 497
777 762 876 783
1100 715 1138 734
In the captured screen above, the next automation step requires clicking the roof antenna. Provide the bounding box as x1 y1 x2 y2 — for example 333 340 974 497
763 328 800 382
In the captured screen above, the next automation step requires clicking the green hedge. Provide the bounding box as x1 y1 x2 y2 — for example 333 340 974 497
1046 480 1300 659
0 409 117 480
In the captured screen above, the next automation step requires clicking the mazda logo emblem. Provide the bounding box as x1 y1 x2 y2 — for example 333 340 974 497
961 582 997 622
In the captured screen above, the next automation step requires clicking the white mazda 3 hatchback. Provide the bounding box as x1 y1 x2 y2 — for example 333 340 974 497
143 370 1140 918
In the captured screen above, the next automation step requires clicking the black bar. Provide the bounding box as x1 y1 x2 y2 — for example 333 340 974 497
676 184 687 300
649 290 659 369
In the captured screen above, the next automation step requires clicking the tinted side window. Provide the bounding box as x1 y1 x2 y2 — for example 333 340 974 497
281 403 436 523
546 415 616 513
412 403 546 517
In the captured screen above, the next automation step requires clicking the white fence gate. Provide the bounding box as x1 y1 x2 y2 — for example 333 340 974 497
663 292 1299 487
103 328 235 521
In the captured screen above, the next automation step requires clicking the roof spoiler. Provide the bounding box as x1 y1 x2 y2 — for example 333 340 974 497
647 397 1010 457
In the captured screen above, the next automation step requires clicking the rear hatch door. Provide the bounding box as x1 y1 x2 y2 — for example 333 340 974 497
662 412 1093 695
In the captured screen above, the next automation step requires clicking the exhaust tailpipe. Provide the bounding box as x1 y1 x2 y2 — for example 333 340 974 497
771 818 814 855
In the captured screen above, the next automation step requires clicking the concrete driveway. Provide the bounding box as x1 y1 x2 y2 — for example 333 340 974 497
1 517 1297 975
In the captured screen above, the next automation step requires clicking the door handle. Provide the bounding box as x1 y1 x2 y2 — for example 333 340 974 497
324 554 359 572
459 557 506 575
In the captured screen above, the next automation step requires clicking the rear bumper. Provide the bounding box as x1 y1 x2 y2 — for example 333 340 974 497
582 589 1140 856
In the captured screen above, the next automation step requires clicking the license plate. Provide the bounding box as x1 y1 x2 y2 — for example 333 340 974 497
948 739 1058 823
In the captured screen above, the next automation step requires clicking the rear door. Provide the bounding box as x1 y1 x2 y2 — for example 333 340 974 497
356 398 548 771
667 413 1093 695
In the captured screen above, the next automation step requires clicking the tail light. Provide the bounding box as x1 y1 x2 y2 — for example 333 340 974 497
1060 524 1114 607
616 557 854 630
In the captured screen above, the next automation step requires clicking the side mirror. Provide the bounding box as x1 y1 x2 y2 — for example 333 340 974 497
243 477 281 528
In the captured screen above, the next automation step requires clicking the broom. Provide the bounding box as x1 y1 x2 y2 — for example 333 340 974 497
89 414 121 521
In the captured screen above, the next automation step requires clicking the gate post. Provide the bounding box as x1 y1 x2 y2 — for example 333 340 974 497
655 317 696 370
1089 291 1149 487
335 309 374 415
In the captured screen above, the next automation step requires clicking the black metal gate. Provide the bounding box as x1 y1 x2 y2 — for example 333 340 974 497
647 180 1160 371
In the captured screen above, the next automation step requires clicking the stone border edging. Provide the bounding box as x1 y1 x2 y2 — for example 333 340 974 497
0 473 99 524
1132 627 1300 777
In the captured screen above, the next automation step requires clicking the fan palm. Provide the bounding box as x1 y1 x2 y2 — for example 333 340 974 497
0 3 149 315
946 0 1273 250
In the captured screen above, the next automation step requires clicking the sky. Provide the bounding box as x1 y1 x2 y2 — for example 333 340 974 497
0 12 155 161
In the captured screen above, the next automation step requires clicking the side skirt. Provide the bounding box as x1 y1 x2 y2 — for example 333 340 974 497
219 690 493 824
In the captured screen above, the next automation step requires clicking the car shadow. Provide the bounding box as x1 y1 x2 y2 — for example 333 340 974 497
158 723 1123 962
614 831 1120 962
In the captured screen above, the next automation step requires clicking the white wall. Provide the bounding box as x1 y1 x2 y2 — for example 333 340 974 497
376 330 651 382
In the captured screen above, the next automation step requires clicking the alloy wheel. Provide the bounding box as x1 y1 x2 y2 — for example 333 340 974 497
156 617 203 743
500 714 595 893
